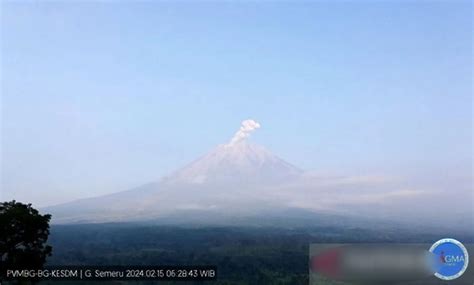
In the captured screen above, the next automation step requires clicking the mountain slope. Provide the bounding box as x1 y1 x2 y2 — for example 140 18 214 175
163 141 302 185
45 140 305 224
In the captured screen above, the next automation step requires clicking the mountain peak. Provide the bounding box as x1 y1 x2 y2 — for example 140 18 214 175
162 141 303 185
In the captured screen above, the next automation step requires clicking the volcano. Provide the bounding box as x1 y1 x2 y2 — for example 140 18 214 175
45 122 308 224
41 121 473 233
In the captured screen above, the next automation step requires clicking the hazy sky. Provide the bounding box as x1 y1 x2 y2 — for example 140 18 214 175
1 1 472 207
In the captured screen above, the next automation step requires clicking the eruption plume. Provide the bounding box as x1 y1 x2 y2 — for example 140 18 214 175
228 119 261 145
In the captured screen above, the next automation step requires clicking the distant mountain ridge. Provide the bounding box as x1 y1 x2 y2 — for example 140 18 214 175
43 127 472 234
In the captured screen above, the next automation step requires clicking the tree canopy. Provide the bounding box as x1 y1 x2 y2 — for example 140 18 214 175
0 201 52 272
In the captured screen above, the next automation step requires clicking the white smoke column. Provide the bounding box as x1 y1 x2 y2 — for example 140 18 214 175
228 119 261 145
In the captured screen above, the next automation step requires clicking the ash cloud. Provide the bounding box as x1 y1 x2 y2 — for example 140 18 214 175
228 119 261 145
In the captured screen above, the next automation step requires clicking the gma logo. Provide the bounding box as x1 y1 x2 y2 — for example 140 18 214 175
444 255 465 263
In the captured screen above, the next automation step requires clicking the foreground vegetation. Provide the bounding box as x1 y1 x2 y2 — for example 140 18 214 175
40 223 459 284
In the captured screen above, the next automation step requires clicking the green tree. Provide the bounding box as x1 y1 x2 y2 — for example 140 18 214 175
0 201 52 275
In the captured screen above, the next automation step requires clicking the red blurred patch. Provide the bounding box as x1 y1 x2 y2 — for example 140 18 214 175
310 248 341 279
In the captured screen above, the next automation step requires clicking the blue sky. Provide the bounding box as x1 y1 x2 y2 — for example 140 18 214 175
1 1 472 206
